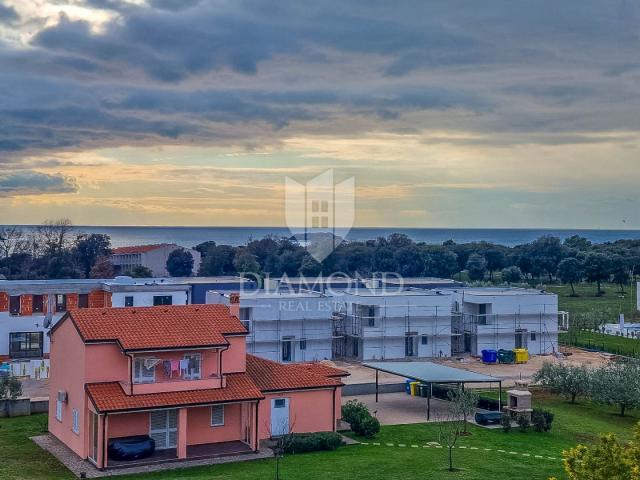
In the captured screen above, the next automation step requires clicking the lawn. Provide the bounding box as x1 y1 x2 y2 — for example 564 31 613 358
559 329 640 357
2 394 638 480
546 282 638 322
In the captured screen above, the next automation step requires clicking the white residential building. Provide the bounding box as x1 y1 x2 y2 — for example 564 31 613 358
111 243 202 277
447 287 559 355
331 288 454 361
207 290 335 363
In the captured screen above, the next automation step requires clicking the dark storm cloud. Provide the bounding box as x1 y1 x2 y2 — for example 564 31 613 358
0 171 78 196
0 0 638 160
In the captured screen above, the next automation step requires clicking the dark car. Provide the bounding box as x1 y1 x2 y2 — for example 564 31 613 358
107 435 155 461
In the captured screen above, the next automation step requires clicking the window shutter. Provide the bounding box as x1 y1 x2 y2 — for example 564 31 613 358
211 405 224 426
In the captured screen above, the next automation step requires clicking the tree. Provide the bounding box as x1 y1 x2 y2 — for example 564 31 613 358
127 265 153 277
557 257 584 296
36 219 74 256
533 362 591 403
199 245 235 276
591 361 640 416
583 252 612 296
529 236 566 281
466 253 487 281
610 255 630 293
484 248 507 280
425 248 459 278
501 265 524 284
0 226 26 258
233 250 261 277
394 245 424 277
47 254 80 279
89 256 115 279
436 406 464 472
563 235 592 252
299 255 321 276
74 233 112 277
448 387 479 433
166 249 194 277
559 423 640 480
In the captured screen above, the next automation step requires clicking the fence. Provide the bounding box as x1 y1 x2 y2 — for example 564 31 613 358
559 330 640 359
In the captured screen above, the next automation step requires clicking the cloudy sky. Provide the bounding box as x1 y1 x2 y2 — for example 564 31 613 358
1 0 639 228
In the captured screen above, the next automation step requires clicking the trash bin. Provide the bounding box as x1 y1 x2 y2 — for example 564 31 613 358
481 349 498 364
513 348 529 364
410 381 420 396
421 383 430 398
498 349 514 364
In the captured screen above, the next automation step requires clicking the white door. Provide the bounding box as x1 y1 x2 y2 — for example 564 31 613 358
149 410 178 450
270 398 290 436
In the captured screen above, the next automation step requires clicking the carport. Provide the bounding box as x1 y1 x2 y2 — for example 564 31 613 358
363 361 502 420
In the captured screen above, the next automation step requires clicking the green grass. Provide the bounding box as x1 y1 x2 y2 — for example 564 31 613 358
559 330 640 357
546 282 638 322
3 395 639 480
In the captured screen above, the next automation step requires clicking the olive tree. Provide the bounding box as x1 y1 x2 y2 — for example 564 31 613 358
591 361 640 416
533 362 591 403
447 387 479 433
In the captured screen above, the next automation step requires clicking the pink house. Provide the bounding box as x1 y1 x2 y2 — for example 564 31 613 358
48 304 347 469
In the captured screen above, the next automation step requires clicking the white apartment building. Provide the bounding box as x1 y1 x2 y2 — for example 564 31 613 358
448 288 559 355
0 276 252 361
331 288 454 361
111 243 202 277
207 290 335 363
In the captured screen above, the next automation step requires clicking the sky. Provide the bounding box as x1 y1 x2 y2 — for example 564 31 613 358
1 0 640 229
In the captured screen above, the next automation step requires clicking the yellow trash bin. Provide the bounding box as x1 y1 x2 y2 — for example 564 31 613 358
513 348 529 364
410 381 420 396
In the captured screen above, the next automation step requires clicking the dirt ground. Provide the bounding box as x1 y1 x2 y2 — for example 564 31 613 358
333 347 611 388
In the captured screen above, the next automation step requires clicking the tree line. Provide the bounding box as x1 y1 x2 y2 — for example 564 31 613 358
2 221 640 290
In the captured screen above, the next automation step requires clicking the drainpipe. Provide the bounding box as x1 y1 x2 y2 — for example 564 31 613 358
101 413 108 470
254 400 260 452
332 387 337 432
125 353 134 395
219 345 230 381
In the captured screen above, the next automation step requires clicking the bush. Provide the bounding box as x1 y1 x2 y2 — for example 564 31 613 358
517 414 530 432
0 376 22 400
531 409 546 432
352 414 380 439
341 400 369 426
283 432 344 454
542 410 554 431
501 414 512 433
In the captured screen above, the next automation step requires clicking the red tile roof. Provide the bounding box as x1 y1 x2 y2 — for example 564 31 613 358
86 373 264 413
293 362 350 378
112 244 174 255
246 354 343 392
65 304 247 351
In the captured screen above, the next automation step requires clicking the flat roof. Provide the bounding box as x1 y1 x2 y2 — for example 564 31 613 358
337 288 448 297
211 289 326 299
363 361 500 383
380 277 463 285
446 287 555 297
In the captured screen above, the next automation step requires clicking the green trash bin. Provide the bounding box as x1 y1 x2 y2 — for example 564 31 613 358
498 349 514 364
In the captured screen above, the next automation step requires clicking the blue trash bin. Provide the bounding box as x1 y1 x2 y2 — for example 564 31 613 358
481 349 498 363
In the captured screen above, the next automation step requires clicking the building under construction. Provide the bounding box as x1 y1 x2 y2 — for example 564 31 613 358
447 288 560 355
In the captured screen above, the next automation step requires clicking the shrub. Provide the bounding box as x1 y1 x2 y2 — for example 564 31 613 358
532 409 546 432
517 414 530 432
283 432 344 454
501 414 512 433
352 414 380 439
0 376 22 400
341 400 369 426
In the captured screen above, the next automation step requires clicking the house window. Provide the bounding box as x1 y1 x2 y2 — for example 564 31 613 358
33 295 44 313
78 294 89 309
274 399 286 408
72 409 79 434
211 405 225 426
9 296 20 315
133 358 156 384
9 332 43 359
531 331 537 341
56 400 63 422
421 335 428 345
55 294 67 312
239 307 252 320
153 295 172 306
124 296 134 307
183 353 201 380
300 339 307 350
282 339 293 362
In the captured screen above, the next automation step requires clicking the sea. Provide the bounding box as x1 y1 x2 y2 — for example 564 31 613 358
3 226 640 249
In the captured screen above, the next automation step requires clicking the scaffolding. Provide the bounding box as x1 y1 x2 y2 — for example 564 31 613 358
332 302 453 361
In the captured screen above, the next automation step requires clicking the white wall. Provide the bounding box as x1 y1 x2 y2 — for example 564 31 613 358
110 290 189 307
